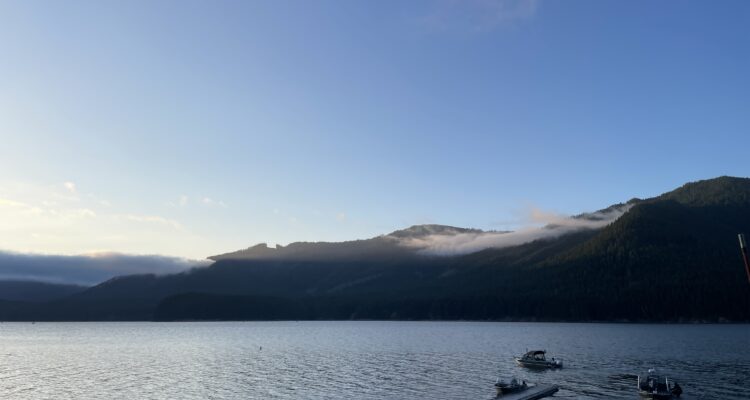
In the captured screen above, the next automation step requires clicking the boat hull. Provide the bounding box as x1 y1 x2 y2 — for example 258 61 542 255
638 390 673 400
515 358 562 369
496 384 527 395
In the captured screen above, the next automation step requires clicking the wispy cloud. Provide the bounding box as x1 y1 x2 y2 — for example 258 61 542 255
395 204 631 255
68 208 97 218
0 180 211 257
0 198 30 208
121 214 182 230
0 195 95 221
421 0 539 33
0 250 209 286
63 181 77 193
167 195 189 207
201 197 227 208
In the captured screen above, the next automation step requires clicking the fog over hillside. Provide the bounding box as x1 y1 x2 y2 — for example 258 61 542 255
0 204 631 285
394 205 633 256
0 251 209 286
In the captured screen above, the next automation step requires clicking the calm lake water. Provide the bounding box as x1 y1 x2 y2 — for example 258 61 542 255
0 321 747 399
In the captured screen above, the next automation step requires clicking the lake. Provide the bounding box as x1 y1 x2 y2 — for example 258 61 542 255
0 322 747 399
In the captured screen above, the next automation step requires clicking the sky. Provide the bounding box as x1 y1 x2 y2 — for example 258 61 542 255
0 0 748 262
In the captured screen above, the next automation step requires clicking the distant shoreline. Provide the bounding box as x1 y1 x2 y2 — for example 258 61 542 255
3 318 748 324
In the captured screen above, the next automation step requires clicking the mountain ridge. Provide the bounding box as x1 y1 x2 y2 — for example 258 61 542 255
1 176 749 321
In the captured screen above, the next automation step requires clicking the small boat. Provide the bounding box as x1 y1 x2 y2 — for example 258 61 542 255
515 350 563 369
495 377 528 395
637 369 682 399
493 381 559 399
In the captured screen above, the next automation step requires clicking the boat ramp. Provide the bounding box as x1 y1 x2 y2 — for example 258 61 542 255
494 384 559 400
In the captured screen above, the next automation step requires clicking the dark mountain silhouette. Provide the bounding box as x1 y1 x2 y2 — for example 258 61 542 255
0 281 87 302
208 224 484 262
1 176 749 322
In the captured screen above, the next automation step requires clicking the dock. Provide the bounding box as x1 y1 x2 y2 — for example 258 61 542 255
495 384 559 400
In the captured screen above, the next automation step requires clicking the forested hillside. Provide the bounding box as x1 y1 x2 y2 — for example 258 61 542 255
2 177 749 322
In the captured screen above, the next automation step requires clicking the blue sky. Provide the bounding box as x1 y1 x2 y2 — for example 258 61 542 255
0 0 748 260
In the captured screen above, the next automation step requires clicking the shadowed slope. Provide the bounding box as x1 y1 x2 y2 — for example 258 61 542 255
1 177 748 322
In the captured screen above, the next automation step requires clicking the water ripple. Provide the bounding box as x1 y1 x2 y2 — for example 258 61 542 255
0 322 747 399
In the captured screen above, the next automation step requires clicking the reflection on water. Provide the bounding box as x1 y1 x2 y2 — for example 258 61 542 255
0 322 747 399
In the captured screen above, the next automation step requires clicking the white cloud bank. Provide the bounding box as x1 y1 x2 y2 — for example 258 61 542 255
0 251 210 286
397 204 632 256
